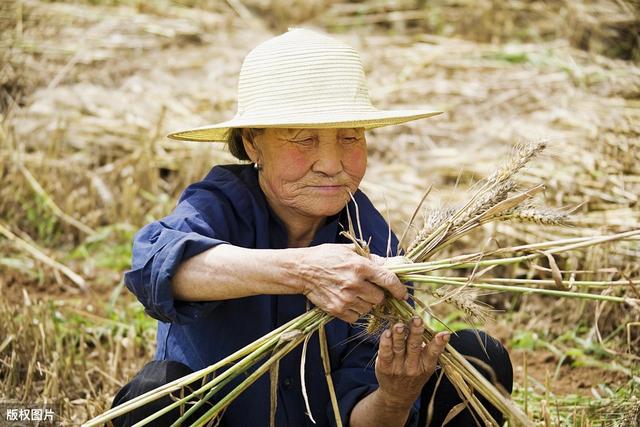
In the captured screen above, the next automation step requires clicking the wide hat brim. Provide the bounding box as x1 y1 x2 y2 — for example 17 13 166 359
167 109 443 142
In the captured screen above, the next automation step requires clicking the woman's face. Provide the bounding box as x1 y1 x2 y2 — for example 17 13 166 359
244 127 367 221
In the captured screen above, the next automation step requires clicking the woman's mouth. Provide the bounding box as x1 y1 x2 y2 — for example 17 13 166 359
310 185 347 195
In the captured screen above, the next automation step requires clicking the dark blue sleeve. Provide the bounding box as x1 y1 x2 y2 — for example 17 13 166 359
124 182 237 324
330 322 376 425
330 325 420 427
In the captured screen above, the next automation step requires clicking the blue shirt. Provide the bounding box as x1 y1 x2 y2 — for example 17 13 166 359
124 164 419 426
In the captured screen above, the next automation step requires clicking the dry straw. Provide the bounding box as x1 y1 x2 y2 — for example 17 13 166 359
2 1 638 424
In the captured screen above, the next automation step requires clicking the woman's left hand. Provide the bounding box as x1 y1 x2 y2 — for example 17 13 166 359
375 316 450 408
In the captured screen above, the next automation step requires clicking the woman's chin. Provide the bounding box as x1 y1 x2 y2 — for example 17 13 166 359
301 196 349 218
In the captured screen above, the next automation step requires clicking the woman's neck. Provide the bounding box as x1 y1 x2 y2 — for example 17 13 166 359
270 202 325 248
259 181 326 248
284 217 325 248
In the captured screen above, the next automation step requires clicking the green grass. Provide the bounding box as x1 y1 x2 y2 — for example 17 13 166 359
512 380 639 426
508 323 640 425
67 224 136 271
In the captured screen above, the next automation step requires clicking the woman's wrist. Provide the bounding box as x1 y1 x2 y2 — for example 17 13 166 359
351 388 414 427
273 247 311 295
376 386 418 412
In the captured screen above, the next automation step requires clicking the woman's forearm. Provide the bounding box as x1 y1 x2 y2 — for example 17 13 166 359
350 388 414 427
170 242 407 323
171 244 304 301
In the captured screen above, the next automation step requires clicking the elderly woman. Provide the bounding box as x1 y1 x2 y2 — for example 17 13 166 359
113 29 512 426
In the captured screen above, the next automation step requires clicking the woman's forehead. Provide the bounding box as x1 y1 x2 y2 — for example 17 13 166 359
270 128 364 137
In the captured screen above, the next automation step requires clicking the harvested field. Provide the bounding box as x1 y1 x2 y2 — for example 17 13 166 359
1 0 639 425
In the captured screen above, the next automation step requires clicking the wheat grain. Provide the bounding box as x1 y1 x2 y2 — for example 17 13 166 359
429 286 493 324
485 141 547 187
497 206 571 225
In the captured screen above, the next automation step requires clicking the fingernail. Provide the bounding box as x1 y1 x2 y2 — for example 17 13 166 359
440 332 451 344
395 324 404 333
412 316 422 327
384 330 392 338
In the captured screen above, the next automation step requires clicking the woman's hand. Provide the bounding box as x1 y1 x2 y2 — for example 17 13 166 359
375 317 449 408
296 243 408 323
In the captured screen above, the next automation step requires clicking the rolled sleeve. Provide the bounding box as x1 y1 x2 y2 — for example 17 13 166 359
124 186 237 324
331 368 375 426
125 226 225 324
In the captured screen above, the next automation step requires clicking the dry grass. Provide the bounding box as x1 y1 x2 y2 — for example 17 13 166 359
1 0 639 425
322 0 640 60
0 287 155 425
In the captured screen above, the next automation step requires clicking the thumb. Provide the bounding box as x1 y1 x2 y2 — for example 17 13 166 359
422 332 449 371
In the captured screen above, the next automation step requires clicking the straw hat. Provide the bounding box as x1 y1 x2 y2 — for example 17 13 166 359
167 28 443 142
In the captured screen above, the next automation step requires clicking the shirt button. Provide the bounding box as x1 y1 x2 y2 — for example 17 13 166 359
283 377 293 389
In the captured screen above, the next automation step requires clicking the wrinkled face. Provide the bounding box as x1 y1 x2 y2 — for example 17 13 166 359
243 128 367 220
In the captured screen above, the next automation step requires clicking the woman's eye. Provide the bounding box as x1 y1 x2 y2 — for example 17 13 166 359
342 137 359 143
293 138 315 145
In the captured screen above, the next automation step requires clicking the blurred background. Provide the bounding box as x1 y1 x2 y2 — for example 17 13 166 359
1 0 639 425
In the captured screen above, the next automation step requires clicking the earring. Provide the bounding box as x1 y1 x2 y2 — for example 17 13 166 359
253 162 262 171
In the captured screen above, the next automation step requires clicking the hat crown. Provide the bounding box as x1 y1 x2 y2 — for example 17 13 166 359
167 29 443 142
236 29 375 119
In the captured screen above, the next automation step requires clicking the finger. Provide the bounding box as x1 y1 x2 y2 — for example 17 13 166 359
350 297 373 316
369 253 386 266
366 264 408 301
391 323 407 366
404 316 425 370
358 283 385 306
377 329 393 371
421 331 449 373
337 309 360 324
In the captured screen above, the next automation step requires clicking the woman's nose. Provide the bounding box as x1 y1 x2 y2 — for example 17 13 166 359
313 139 344 176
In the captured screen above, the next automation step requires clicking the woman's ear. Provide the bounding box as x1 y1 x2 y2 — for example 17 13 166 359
241 129 259 163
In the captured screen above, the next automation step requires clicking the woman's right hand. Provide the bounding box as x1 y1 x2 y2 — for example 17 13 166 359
295 244 408 323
